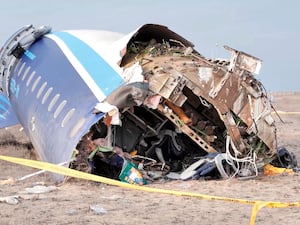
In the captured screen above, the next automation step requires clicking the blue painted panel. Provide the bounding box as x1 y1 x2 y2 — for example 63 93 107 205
0 93 19 128
9 36 106 165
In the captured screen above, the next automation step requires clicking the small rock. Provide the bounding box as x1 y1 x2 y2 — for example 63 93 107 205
66 208 77 215
90 204 107 214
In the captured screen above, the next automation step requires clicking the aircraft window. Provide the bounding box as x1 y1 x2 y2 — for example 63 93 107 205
17 62 26 76
48 94 60 112
14 58 22 73
54 100 67 119
22 66 31 81
69 118 85 138
32 76 41 92
61 108 75 128
37 82 47 99
26 71 36 87
42 87 53 104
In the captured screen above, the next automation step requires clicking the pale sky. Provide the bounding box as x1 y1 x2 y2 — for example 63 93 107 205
1 0 299 91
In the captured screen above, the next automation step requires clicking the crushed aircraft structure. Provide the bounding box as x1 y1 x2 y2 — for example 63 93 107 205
0 24 295 183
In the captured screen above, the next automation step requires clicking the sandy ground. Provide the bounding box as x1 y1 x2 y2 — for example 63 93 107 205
0 92 300 225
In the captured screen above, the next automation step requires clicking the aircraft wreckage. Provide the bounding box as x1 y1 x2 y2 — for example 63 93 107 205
0 24 296 183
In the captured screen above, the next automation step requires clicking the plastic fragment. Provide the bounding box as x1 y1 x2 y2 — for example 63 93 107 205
264 164 294 176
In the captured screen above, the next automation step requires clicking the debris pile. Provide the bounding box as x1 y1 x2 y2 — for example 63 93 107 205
0 24 297 184
73 36 296 184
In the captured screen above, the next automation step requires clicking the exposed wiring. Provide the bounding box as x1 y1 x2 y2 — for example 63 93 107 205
225 136 258 179
270 103 285 123
199 96 211 108
261 85 285 124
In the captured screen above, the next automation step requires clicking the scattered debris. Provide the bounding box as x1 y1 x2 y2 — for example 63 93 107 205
66 208 78 215
0 177 15 185
89 204 107 214
100 195 121 200
270 147 297 169
0 184 58 205
264 164 294 176
119 159 147 185
24 185 58 194
17 161 69 181
0 195 19 205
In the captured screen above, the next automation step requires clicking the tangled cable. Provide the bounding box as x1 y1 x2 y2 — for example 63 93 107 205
225 135 258 179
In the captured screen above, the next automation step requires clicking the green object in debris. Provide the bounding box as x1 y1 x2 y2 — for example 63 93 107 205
88 145 113 161
119 160 147 185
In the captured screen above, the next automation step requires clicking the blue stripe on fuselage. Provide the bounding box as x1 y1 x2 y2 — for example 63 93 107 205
0 94 18 127
0 104 7 111
0 95 10 106
0 95 9 112
53 31 124 96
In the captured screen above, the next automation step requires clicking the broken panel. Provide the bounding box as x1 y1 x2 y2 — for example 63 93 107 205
76 27 278 182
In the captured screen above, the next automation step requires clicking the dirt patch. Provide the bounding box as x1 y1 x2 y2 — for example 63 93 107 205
0 92 300 225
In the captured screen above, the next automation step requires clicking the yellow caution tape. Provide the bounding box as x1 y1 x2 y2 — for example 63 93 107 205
250 201 269 225
0 154 300 225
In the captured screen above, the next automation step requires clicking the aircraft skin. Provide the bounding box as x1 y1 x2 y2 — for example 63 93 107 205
0 26 126 164
0 24 280 180
0 24 196 166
